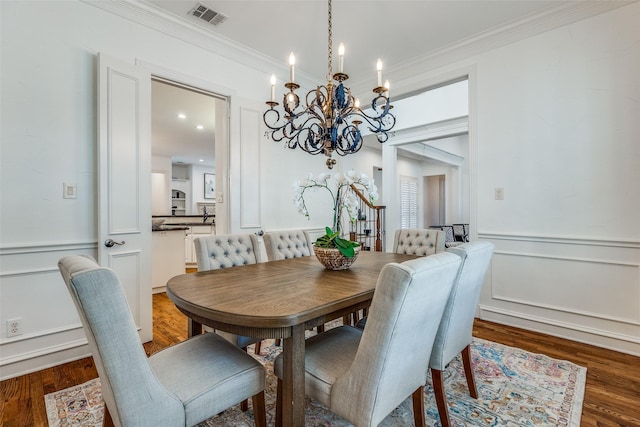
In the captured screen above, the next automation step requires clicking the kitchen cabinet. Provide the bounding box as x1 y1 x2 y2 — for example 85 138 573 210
171 189 186 215
152 229 186 293
184 225 215 266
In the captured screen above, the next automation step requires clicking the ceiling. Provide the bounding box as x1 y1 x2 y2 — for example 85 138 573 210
147 0 591 168
152 79 221 168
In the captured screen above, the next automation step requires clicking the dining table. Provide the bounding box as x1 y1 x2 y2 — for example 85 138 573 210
166 250 418 427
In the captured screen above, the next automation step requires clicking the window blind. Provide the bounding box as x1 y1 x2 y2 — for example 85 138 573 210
400 176 417 229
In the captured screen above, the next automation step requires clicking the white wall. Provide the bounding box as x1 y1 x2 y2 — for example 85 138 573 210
393 79 469 130
190 164 215 214
152 155 173 215
392 3 640 354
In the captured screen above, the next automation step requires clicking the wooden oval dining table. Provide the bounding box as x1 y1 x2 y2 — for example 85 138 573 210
166 251 418 427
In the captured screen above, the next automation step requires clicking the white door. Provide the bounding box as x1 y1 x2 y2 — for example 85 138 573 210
97 53 152 342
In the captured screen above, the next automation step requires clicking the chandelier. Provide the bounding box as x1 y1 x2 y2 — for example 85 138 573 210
263 0 396 169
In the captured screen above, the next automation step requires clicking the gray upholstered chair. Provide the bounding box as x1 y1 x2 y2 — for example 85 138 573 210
274 252 462 427
194 234 266 354
429 241 494 427
440 225 462 248
393 228 445 256
452 223 468 242
263 229 314 261
58 255 267 427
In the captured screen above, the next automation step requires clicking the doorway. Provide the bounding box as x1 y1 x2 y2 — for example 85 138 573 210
150 78 225 219
424 174 446 226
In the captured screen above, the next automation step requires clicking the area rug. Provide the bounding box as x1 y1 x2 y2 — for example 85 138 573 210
45 337 586 426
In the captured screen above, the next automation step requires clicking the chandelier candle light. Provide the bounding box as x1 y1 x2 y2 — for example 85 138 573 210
264 0 396 169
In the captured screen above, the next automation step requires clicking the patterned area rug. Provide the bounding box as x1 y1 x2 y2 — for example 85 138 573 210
45 338 586 426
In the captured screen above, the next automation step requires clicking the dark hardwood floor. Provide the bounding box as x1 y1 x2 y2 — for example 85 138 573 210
1 292 639 426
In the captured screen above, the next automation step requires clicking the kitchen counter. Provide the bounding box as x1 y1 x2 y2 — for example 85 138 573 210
152 215 214 231
152 226 189 231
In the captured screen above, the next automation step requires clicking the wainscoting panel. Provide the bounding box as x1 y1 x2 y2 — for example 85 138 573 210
478 233 640 356
107 250 143 327
491 251 640 324
0 242 97 380
239 106 261 229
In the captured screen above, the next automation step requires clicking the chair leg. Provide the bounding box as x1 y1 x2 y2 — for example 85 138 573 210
275 338 281 346
461 344 478 399
254 341 262 356
431 368 451 427
239 345 250 412
252 390 267 427
411 386 425 427
316 324 325 333
275 378 283 427
103 404 115 427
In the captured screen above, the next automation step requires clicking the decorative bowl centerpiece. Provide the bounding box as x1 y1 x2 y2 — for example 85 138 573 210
313 227 360 270
292 170 377 270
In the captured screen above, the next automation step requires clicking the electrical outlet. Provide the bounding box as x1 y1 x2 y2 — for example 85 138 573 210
495 187 505 200
7 318 22 337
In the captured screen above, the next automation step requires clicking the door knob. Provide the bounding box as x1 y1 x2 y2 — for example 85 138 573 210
104 239 125 248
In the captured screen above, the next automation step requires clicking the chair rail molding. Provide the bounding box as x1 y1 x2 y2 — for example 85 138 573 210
478 231 640 249
0 240 98 255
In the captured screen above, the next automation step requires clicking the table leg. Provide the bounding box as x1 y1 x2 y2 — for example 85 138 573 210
281 324 305 427
188 318 203 338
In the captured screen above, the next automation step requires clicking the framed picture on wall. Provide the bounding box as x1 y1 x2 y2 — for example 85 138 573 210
204 173 215 199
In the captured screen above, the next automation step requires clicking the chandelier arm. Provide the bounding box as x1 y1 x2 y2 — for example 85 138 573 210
349 109 396 132
272 116 329 154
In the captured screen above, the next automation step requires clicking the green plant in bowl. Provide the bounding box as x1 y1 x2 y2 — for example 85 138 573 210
314 227 360 258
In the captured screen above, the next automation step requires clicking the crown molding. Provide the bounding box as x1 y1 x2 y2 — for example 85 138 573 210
83 0 636 98
79 0 319 89
352 1 637 95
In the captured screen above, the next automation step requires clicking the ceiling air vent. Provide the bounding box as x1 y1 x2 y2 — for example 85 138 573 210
189 3 228 26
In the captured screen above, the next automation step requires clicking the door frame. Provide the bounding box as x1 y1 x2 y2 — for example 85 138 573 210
137 59 234 234
382 67 476 247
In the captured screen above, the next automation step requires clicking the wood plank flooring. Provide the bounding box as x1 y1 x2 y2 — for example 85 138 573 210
1 292 639 427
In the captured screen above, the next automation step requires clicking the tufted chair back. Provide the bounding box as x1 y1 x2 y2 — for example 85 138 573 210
263 230 314 261
193 234 266 351
393 228 445 256
194 234 265 271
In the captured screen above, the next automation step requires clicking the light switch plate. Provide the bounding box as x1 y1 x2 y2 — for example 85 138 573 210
63 182 77 199
495 187 504 200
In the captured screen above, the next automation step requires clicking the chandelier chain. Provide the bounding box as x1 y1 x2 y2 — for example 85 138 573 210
327 0 332 78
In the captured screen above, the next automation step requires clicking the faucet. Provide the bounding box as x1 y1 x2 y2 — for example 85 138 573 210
203 207 209 223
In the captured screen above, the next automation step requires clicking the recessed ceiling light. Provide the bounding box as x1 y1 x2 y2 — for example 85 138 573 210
177 113 186 119
199 159 204 162
196 125 204 130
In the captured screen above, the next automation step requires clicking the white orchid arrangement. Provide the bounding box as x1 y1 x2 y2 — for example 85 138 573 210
293 170 378 235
